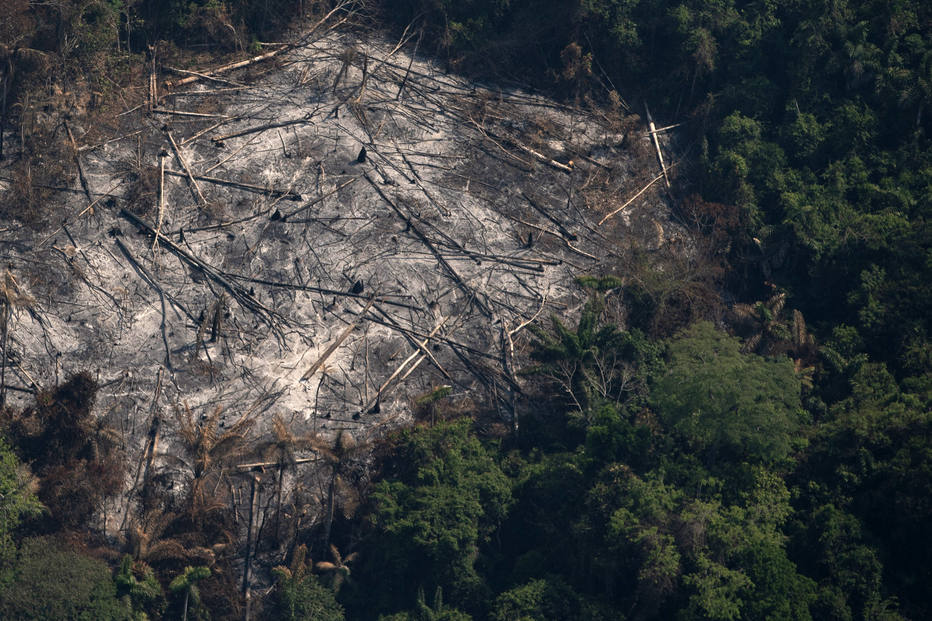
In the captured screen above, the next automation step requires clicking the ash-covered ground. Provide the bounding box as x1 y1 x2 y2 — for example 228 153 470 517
0 21 683 538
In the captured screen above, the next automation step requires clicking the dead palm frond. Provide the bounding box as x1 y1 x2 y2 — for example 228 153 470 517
0 271 35 310
794 358 816 390
130 511 186 564
273 543 312 582
184 542 232 568
185 479 232 523
254 414 322 542
768 291 786 318
173 403 255 481
315 543 358 592
129 488 233 571
311 429 370 550
791 309 817 354
731 292 791 355
258 414 321 469
0 270 35 407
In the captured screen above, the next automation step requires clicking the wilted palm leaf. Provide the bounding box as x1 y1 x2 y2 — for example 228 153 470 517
315 544 356 592
0 270 35 407
0 271 35 309
130 513 189 565
173 403 254 480
767 292 786 318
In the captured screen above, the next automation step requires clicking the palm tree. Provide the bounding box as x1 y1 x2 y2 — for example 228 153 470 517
115 555 164 617
128 508 228 569
82 413 122 463
159 403 252 571
171 402 255 523
789 309 817 388
529 294 624 413
125 403 244 578
730 292 818 388
129 510 185 565
731 293 816 358
411 586 462 621
174 403 255 484
269 544 344 621
169 565 211 621
730 291 788 355
275 543 312 583
0 270 34 408
314 543 358 593
256 414 319 543
314 430 367 552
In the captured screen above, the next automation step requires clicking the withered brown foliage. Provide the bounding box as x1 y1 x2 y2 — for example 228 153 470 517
1 124 76 226
1 372 124 529
124 164 161 217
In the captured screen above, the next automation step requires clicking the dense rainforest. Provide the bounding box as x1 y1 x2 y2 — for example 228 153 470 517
1 0 930 619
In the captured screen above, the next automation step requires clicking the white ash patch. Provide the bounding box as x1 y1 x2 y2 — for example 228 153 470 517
0 22 683 537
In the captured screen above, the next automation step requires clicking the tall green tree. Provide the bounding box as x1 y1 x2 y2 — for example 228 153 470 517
0 537 133 620
267 544 344 621
169 565 211 621
348 420 512 618
652 321 805 467
0 437 41 579
796 362 932 618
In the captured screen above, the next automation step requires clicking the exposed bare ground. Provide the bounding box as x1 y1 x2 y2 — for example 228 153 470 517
0 18 682 548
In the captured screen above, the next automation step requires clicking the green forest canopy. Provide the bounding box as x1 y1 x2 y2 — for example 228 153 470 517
0 1 930 619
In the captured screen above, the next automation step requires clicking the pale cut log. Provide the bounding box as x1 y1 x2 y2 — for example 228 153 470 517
63 121 92 203
165 46 290 90
164 66 244 87
360 316 449 414
301 299 375 380
597 169 667 226
165 128 207 207
645 103 670 188
153 150 166 251
151 108 230 119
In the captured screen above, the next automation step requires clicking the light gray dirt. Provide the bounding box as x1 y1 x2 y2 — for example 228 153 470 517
0 22 683 539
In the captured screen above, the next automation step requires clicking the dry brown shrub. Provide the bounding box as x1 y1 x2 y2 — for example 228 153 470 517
123 165 160 217
1 124 74 226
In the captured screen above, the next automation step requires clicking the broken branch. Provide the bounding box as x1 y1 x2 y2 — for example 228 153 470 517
163 169 302 200
164 127 208 207
302 298 375 380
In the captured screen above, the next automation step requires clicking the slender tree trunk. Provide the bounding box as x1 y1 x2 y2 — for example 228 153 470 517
0 62 9 160
275 463 284 542
242 473 259 621
322 469 336 551
139 417 161 509
182 589 190 621
0 304 10 409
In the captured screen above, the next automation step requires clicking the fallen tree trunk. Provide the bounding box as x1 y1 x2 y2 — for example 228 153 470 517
163 169 302 200
164 47 291 90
